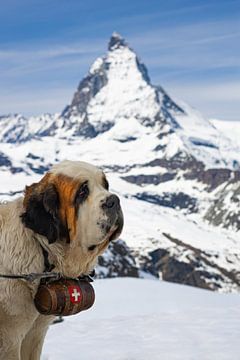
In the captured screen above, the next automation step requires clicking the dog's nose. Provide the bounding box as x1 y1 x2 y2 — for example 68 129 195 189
102 195 120 211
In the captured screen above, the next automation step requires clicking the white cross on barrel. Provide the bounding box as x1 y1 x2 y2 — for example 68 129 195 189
68 286 81 303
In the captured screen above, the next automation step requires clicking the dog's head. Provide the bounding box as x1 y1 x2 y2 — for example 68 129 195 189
21 160 124 277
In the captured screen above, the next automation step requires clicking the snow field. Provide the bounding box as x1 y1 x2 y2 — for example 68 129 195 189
42 278 240 360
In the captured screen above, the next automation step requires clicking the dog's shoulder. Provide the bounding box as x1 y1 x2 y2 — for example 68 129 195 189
0 198 24 240
0 201 10 230
0 197 22 218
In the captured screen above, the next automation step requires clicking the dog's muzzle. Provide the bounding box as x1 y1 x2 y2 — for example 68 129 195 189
102 194 124 241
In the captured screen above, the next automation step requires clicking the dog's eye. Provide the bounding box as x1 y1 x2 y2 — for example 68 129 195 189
88 245 96 251
75 182 89 204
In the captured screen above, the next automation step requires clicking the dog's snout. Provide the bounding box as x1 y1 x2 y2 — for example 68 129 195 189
102 194 120 211
101 194 123 241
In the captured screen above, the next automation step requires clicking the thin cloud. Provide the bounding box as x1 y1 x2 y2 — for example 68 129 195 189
129 19 240 51
0 86 74 116
0 41 104 61
166 81 240 120
168 82 240 102
0 40 105 79
0 55 97 78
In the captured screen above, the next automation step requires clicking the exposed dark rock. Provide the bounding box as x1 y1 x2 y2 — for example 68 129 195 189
62 56 108 120
115 136 137 143
157 128 175 140
122 173 176 186
136 57 151 84
0 154 24 175
160 107 181 129
189 137 218 149
108 32 127 51
185 168 240 191
138 249 223 291
139 249 168 278
92 121 114 134
158 255 221 289
138 233 240 291
0 114 58 143
156 86 185 115
101 164 135 173
10 167 24 174
27 153 44 161
205 182 240 230
163 233 240 289
154 144 166 151
0 152 12 167
96 239 139 278
37 122 57 137
134 191 198 211
72 119 98 138
146 153 240 191
26 161 51 175
146 153 204 171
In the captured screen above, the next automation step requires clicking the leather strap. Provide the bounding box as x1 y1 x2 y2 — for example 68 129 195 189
40 244 55 273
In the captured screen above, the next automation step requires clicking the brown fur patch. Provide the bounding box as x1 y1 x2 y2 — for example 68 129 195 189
23 173 82 242
23 173 51 208
52 174 79 240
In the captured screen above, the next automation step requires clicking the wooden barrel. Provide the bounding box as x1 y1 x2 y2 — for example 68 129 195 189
34 278 95 316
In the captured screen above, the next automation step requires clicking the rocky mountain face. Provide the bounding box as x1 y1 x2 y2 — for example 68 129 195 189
205 181 240 230
0 33 240 292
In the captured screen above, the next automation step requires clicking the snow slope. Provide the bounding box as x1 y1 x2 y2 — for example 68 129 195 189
211 119 240 148
42 278 240 360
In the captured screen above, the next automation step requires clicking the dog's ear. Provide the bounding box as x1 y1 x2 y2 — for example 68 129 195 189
21 183 68 244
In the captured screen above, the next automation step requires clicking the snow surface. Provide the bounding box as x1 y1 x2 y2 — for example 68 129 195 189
172 102 240 169
42 278 240 360
87 45 159 130
210 119 240 148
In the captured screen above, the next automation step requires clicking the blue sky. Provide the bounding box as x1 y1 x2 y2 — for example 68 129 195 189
0 0 239 120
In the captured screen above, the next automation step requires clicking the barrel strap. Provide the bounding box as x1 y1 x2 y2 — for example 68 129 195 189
40 244 55 273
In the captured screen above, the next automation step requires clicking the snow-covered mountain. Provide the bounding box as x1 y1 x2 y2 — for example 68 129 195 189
0 33 240 292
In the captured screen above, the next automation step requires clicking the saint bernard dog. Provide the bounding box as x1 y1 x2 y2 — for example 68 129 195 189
0 160 123 360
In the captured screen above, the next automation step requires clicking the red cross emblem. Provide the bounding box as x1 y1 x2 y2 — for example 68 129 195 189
68 286 82 303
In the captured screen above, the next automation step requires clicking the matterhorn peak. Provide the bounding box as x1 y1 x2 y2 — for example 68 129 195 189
61 33 187 134
108 32 128 51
